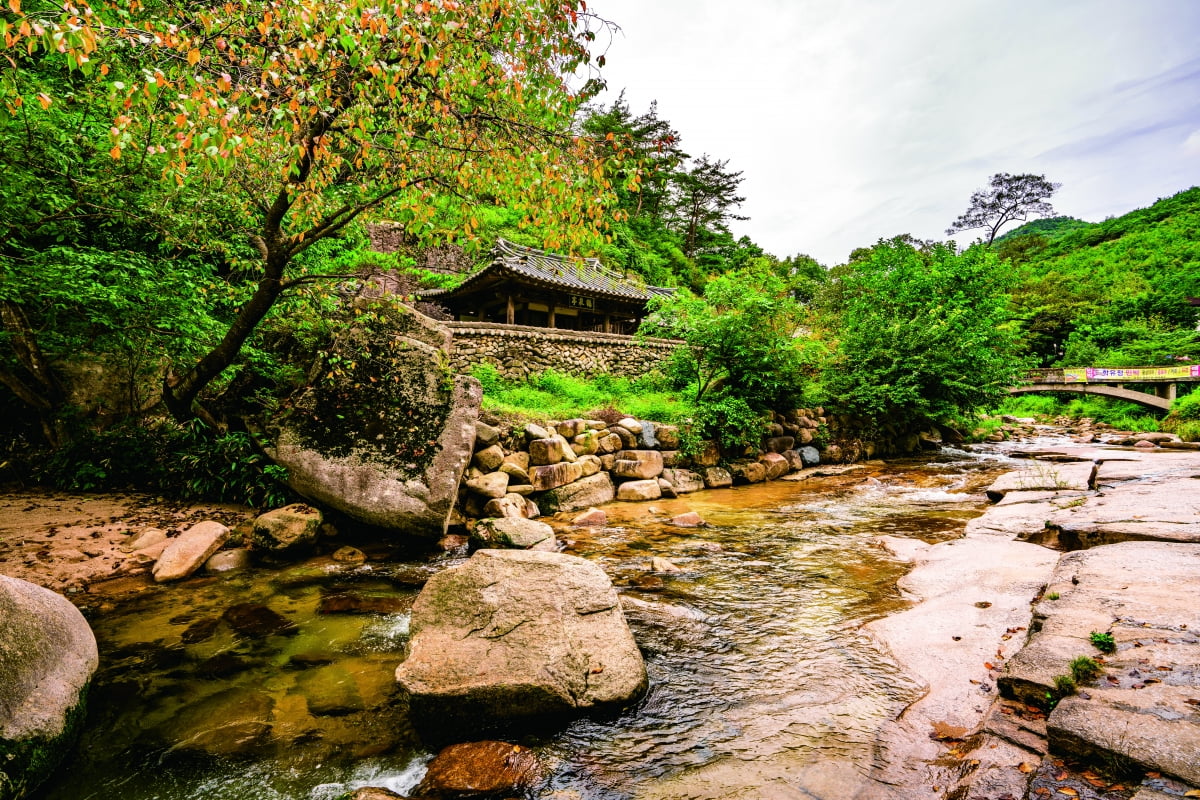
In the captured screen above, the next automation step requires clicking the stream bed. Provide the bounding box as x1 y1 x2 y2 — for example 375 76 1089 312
37 446 1024 800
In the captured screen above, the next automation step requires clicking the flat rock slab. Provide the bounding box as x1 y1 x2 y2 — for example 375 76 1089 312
1044 476 1200 549
1050 684 1200 786
152 521 229 582
964 500 1058 539
985 462 1096 501
870 536 1059 732
1000 541 1200 785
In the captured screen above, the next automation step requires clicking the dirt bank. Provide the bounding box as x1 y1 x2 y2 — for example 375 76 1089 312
0 489 252 598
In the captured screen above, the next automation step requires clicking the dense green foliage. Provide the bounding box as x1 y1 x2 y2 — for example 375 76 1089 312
815 238 1028 427
1002 187 1200 367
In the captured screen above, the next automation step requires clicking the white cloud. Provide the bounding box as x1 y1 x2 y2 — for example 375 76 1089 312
590 0 1200 264
1185 129 1200 157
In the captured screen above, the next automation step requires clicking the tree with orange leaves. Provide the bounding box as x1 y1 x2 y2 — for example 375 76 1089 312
2 0 618 427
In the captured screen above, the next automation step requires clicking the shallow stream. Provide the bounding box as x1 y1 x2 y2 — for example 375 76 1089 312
38 446 1026 800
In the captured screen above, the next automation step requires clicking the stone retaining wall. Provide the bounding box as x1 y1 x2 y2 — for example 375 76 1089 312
460 410 830 522
445 322 679 381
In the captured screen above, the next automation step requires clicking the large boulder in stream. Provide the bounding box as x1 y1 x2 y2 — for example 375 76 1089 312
266 307 481 537
395 549 646 734
0 576 99 800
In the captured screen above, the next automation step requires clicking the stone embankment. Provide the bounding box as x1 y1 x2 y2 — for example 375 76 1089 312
871 431 1200 800
456 410 828 528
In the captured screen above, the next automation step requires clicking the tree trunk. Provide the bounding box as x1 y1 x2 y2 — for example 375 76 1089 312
163 251 289 427
0 300 69 447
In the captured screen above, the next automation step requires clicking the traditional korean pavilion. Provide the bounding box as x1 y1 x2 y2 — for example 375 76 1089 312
418 238 674 334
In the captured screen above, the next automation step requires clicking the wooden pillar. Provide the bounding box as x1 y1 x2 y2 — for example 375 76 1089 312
604 313 611 334
506 294 514 325
548 305 556 329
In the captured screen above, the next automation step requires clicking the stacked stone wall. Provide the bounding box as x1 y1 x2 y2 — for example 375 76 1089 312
445 322 678 381
459 410 831 523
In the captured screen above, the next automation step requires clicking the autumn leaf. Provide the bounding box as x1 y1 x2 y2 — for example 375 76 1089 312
1017 762 1037 774
930 720 969 741
1057 789 1078 797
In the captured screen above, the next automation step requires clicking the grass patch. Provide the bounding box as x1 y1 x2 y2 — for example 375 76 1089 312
473 366 693 425
1089 631 1116 653
994 394 1161 430
1070 656 1103 684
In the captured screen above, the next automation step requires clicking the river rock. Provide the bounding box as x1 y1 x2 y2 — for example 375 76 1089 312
0 576 99 800
205 548 252 574
252 503 323 553
730 461 766 485
799 446 820 467
552 435 578 463
653 423 680 450
702 467 733 489
571 508 607 527
576 454 602 477
119 527 167 553
529 461 582 492
596 432 623 455
472 445 505 473
466 472 510 500
345 788 407 800
318 593 410 615
471 518 557 551
656 478 677 499
572 430 600 456
395 550 647 732
650 557 682 573
222 603 298 638
635 421 659 449
498 462 530 486
616 479 662 502
537 473 616 513
528 438 565 466
153 520 230 582
523 423 550 443
670 512 706 528
415 740 543 799
758 452 789 480
482 494 525 519
474 421 500 450
660 468 704 494
612 450 664 480
266 309 481 538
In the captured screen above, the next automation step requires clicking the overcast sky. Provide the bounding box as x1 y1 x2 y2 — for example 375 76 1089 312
588 0 1200 265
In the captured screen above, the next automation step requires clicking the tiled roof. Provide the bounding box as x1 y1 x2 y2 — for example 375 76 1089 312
420 238 675 303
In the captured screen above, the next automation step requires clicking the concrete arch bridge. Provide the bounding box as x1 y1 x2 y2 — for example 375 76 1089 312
1008 366 1200 412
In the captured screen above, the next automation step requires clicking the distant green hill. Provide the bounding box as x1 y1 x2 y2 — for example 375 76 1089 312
1002 187 1200 367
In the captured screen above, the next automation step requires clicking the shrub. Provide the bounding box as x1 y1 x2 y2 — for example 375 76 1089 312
688 394 769 452
1089 631 1116 653
35 419 293 508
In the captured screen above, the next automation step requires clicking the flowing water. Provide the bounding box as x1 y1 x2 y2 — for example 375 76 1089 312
37 446 1025 800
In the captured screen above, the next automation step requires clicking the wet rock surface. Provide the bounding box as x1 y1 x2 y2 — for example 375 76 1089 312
0 576 99 800
395 549 646 733
415 740 542 799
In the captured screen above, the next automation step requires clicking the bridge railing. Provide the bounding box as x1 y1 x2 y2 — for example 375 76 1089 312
1025 365 1200 384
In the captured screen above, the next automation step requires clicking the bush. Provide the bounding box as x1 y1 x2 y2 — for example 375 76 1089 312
35 419 293 508
1170 390 1200 421
688 394 769 452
